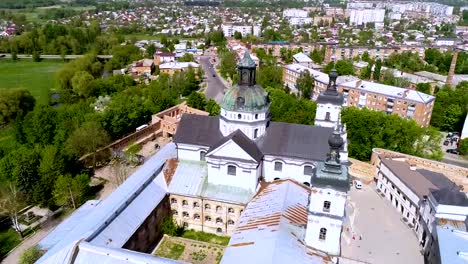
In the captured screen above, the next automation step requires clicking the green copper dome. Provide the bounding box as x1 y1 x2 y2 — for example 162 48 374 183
221 85 269 112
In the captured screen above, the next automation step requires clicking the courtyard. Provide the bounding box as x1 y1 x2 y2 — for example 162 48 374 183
341 184 424 264
153 234 226 264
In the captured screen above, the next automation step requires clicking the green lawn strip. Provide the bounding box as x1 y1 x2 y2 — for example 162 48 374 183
155 239 185 260
180 230 230 246
0 228 21 258
0 60 64 104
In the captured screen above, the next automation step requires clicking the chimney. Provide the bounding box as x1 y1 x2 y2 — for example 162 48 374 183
356 80 362 88
446 49 458 89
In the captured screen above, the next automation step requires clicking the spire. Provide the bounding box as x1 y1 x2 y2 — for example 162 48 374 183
325 68 339 94
239 49 256 68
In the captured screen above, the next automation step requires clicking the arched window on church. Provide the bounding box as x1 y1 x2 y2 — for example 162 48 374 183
304 165 313 176
228 165 236 176
319 228 327 240
200 151 206 161
325 112 331 121
254 129 258 139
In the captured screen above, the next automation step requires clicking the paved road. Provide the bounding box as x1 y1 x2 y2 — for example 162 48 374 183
440 132 468 168
0 54 112 60
199 55 226 103
342 184 423 264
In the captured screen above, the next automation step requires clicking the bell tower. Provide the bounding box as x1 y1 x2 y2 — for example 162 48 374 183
314 69 343 128
219 50 270 140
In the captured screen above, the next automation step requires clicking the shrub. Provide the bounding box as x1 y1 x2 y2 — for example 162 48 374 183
19 245 44 264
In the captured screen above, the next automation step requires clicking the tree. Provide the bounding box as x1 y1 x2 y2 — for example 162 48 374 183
257 65 283 89
234 31 242 40
324 60 354 76
219 50 237 80
0 183 26 237
205 99 220 116
71 71 95 98
430 82 468 132
0 90 35 125
267 88 316 125
362 51 370 62
416 83 431 94
459 138 468 156
125 142 141 165
146 44 156 58
20 106 58 146
109 160 129 187
187 92 206 110
66 121 111 168
53 174 89 209
296 71 314 99
33 145 65 207
19 245 44 264
178 53 195 62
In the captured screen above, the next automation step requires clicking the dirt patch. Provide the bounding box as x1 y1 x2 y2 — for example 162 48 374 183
154 235 225 264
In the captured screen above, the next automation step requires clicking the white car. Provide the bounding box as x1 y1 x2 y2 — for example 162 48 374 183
354 180 363 189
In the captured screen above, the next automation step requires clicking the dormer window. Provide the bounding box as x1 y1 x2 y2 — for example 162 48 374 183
228 165 236 176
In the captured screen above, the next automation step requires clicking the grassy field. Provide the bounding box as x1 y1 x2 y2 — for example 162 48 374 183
180 230 230 246
0 228 21 259
0 60 65 105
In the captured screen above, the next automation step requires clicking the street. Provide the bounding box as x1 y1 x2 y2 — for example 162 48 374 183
440 132 468 168
199 55 227 104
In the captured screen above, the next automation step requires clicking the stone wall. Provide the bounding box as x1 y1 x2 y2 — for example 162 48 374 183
123 195 171 253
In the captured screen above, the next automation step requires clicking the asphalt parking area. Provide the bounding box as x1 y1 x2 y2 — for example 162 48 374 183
341 184 424 264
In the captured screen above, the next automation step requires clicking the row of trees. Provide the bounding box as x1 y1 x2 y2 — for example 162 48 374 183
341 107 443 161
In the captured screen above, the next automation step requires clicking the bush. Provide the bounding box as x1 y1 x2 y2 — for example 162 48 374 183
19 245 44 264
459 138 468 156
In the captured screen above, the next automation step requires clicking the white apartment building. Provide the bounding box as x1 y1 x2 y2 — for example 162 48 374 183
283 8 308 18
349 9 385 26
222 24 260 37
289 17 313 26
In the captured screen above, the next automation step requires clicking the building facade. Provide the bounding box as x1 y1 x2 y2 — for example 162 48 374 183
222 24 261 37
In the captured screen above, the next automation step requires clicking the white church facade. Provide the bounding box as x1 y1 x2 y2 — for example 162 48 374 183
171 51 350 258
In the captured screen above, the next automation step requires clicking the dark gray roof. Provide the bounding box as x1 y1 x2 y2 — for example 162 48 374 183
208 130 263 162
258 122 333 161
417 169 456 190
317 91 344 105
431 187 468 206
311 162 350 192
173 114 223 147
380 158 439 199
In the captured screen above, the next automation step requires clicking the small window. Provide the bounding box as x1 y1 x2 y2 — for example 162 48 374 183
228 208 235 214
319 228 327 240
172 210 178 216
325 112 331 121
200 151 206 161
238 114 242 119
274 177 280 181
182 200 188 206
171 198 177 204
228 165 236 176
323 201 331 212
216 227 222 233
194 213 200 220
274 162 282 172
193 202 200 208
205 204 211 210
304 165 313 176
216 217 223 224
303 182 310 187
205 216 211 222
228 220 235 225
182 212 189 218
216 206 222 213
254 129 258 139
255 114 258 119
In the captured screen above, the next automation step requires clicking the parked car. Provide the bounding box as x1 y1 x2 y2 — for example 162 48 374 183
452 132 460 137
354 180 363 189
212 74 216 77
446 149 460 155
443 140 450 146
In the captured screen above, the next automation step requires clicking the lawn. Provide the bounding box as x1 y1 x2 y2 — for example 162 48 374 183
154 236 225 264
0 228 21 259
0 60 65 104
181 230 230 246
155 239 185 260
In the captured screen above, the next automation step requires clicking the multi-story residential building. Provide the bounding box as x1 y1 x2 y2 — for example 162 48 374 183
375 156 468 264
159 62 199 75
338 80 435 127
282 63 357 96
349 9 385 26
293 52 313 67
222 24 260 37
283 8 308 18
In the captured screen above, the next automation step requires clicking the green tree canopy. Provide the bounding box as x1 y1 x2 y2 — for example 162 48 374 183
296 71 314 99
0 90 35 126
178 53 195 62
53 173 89 209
